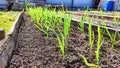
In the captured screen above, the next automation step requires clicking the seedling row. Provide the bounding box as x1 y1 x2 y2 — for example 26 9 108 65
24 6 120 68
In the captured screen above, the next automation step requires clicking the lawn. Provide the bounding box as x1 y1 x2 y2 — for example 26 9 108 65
0 11 19 34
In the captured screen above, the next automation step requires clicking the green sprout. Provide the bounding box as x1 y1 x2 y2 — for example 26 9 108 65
113 12 120 39
64 14 72 40
54 13 72 58
25 1 31 10
79 54 98 67
102 20 120 49
55 33 65 58
80 25 104 68
43 8 51 38
96 25 104 65
87 14 94 57
78 16 85 32
100 9 103 20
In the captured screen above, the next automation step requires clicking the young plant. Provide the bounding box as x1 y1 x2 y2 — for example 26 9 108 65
87 14 94 57
102 21 120 49
49 10 65 58
43 8 51 38
113 12 120 39
79 54 98 67
78 16 85 32
64 14 72 40
25 1 30 11
79 25 104 68
36 8 49 37
96 25 104 65
63 14 72 47
100 9 104 20
55 32 65 58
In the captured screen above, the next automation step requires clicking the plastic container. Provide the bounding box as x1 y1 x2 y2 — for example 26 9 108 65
105 0 115 11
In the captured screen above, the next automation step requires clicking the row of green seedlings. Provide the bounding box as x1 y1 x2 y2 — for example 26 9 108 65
26 6 120 67
78 9 120 67
26 7 72 58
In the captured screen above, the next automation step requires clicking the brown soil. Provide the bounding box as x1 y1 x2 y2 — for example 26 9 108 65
8 14 120 68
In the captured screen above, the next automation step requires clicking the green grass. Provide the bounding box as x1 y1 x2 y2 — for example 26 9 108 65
0 11 19 34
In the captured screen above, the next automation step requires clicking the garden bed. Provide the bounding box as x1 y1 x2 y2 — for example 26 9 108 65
0 10 24 68
7 12 120 68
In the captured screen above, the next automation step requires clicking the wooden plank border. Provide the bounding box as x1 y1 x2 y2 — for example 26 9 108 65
0 9 24 68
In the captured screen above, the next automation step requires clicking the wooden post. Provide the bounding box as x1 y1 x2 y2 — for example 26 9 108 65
0 28 5 40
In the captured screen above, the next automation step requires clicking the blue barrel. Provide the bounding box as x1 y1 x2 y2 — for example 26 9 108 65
105 1 114 11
